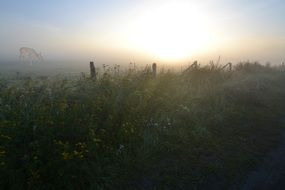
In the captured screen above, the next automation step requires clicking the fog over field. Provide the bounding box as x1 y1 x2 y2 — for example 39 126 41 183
2 1 285 190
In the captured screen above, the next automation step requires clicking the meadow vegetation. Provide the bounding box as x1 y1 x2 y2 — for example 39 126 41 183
1 62 285 189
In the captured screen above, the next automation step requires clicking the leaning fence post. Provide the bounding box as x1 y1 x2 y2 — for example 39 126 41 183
229 62 232 71
90 61 96 79
152 63 157 78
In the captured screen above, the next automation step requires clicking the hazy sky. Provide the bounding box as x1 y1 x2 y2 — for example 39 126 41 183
1 0 285 64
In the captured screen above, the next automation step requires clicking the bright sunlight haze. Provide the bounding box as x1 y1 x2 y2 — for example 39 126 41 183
123 1 217 62
0 0 285 64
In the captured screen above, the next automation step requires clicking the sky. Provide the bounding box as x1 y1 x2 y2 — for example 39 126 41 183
0 0 285 65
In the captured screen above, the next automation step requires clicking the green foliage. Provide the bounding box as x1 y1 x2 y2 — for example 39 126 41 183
1 63 285 189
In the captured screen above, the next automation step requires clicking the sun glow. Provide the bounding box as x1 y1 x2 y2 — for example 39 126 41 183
126 1 217 62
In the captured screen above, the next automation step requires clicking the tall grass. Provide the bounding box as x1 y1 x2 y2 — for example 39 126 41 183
1 62 285 189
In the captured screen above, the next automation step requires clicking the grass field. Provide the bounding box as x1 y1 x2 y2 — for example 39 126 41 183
1 62 285 189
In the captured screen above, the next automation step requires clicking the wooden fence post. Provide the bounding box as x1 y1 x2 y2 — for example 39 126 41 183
90 61 96 79
152 63 157 78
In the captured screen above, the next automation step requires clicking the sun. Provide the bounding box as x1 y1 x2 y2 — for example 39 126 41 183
126 1 216 62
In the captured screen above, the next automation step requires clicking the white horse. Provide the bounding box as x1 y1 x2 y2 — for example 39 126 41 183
19 47 43 65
